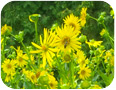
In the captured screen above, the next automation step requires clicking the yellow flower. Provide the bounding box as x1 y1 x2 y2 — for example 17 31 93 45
5 73 15 82
75 49 85 60
78 66 91 80
48 74 58 89
23 69 37 84
16 46 29 67
1 24 12 35
55 25 81 52
30 28 57 68
86 39 103 48
100 28 109 37
80 7 87 27
16 54 28 67
29 72 37 84
78 58 89 67
110 56 114 66
90 85 102 89
100 29 106 36
104 50 112 63
75 49 88 67
16 46 23 55
110 6 114 19
2 59 16 75
63 13 81 35
35 69 48 78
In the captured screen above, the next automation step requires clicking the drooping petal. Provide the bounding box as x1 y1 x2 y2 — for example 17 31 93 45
30 50 41 54
40 35 43 45
31 42 41 49
42 54 46 68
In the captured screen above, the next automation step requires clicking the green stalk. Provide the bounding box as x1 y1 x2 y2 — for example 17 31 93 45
102 23 114 48
21 41 36 70
34 21 39 44
87 14 98 21
109 36 114 42
101 58 105 70
69 60 74 88
108 36 114 49
1 35 6 62
20 41 30 60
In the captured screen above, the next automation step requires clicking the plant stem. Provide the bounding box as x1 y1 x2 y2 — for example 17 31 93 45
20 41 30 59
87 14 98 21
69 60 74 88
102 23 114 48
34 21 39 44
21 41 36 70
1 35 6 61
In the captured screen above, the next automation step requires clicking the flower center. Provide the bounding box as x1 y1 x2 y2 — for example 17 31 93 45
69 23 76 30
31 75 35 80
7 64 12 69
19 57 23 62
49 82 54 87
36 72 41 78
42 45 48 51
81 60 85 65
62 36 70 48
81 70 86 75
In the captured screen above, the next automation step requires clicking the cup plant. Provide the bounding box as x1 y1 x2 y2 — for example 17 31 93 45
1 7 114 89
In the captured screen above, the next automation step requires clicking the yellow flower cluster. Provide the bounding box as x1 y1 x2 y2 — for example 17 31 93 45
30 8 87 68
1 6 114 89
104 49 114 66
2 59 16 82
1 24 12 35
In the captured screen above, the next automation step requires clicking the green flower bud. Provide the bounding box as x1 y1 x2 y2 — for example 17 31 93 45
79 34 87 43
4 49 9 54
80 80 91 89
6 36 10 40
39 76 49 85
101 12 106 17
97 15 104 24
63 54 71 63
97 12 106 24
51 23 58 31
8 54 14 59
15 31 24 43
61 84 69 89
29 14 41 23
90 50 94 55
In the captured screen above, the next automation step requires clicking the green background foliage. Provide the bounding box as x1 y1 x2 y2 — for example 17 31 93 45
1 1 114 49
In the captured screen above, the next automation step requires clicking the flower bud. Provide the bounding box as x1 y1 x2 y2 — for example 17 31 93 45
80 80 91 89
63 54 71 63
97 12 106 24
15 31 24 43
29 14 41 23
79 34 87 43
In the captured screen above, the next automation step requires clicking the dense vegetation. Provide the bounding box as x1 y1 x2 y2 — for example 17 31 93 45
1 1 114 89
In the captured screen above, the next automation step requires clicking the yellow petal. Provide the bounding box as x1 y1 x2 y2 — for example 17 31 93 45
46 52 52 67
40 35 43 45
30 50 41 53
31 42 41 49
43 54 46 68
